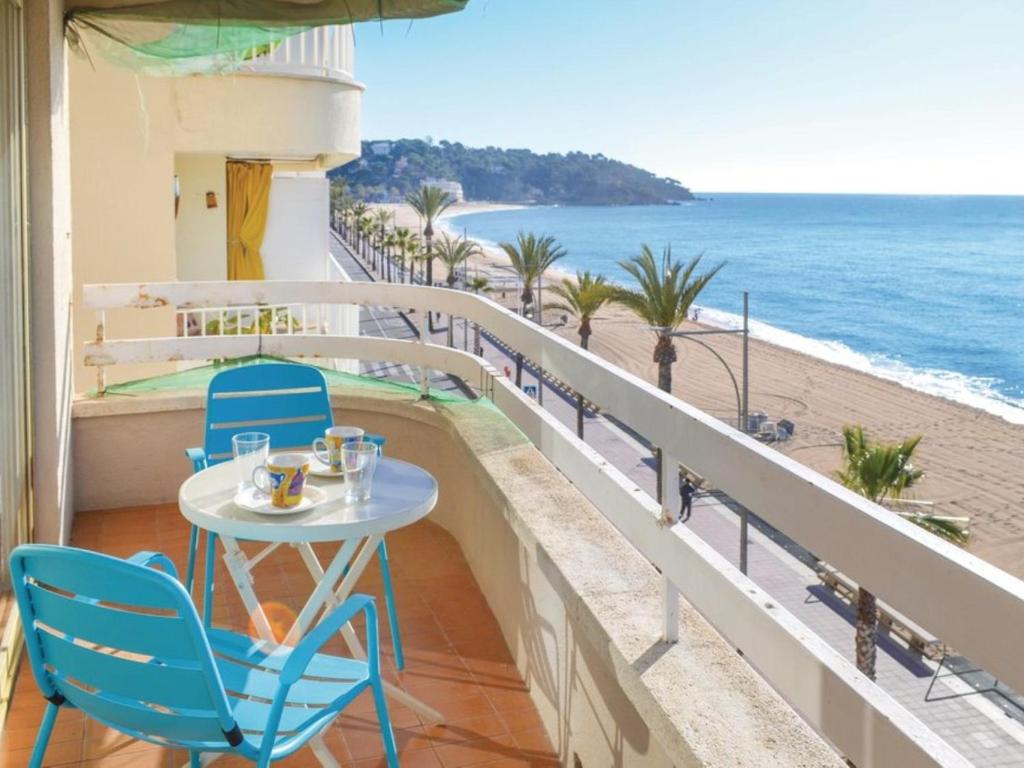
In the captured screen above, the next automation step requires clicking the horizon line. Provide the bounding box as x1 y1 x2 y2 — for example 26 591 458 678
691 190 1024 198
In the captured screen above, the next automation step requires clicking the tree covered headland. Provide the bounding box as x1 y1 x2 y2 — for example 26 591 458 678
331 138 694 205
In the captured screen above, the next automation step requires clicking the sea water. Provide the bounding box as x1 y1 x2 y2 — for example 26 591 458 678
448 194 1024 424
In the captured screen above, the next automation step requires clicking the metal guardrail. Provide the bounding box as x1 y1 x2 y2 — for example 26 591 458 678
82 279 1013 767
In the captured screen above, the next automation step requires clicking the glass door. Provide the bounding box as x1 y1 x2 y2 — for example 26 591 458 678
0 0 33 728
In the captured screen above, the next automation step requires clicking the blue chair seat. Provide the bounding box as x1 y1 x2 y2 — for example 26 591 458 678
10 545 398 767
211 630 367 752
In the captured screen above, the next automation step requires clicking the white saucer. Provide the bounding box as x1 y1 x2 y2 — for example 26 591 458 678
234 484 327 516
308 455 345 479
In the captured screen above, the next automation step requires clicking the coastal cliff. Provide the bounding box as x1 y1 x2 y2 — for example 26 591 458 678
332 138 694 206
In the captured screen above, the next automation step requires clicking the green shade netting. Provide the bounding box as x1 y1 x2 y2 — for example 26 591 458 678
65 0 469 75
94 355 476 405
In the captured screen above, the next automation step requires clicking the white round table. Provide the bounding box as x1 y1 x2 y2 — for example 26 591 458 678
177 454 442 761
179 456 438 543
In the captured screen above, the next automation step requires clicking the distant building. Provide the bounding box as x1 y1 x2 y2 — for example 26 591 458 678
423 177 465 202
369 141 392 156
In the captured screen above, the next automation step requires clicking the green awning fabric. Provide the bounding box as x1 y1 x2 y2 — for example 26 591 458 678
65 0 469 75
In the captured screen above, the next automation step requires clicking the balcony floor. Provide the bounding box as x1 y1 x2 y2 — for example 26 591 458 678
1 504 558 768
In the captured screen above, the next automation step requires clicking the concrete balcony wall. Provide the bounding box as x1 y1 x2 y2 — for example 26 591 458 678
70 390 842 767
171 74 361 168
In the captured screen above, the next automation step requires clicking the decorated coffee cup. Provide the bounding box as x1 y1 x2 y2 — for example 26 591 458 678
252 453 309 508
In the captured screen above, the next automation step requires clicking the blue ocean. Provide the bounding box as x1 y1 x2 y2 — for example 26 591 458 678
448 194 1024 424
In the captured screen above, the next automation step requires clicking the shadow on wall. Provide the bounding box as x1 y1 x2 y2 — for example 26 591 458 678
525 539 656 767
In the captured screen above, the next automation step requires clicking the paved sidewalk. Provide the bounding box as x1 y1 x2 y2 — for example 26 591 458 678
330 231 1024 766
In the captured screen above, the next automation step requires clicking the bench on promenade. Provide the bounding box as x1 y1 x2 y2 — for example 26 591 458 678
815 562 946 661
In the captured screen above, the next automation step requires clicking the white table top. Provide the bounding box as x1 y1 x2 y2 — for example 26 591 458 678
178 455 438 543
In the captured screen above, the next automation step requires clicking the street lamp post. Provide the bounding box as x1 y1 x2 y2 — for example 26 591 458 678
663 292 752 573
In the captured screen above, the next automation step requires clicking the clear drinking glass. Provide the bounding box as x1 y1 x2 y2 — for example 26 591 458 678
342 443 380 503
232 432 270 490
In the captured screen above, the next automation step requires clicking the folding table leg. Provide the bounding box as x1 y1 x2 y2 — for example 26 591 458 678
219 536 278 643
295 539 445 724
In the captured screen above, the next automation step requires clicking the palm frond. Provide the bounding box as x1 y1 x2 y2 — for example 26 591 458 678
612 245 723 331
405 185 454 233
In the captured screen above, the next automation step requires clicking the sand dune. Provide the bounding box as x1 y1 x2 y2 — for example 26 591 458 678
374 203 1024 578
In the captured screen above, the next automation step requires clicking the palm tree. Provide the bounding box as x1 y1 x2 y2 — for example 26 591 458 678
544 271 612 351
434 234 482 289
382 231 399 282
433 235 482 346
393 228 416 284
835 425 965 680
545 270 612 438
467 275 491 294
350 202 369 249
372 208 393 273
498 232 567 323
356 216 373 259
329 178 348 231
406 186 453 331
611 245 723 394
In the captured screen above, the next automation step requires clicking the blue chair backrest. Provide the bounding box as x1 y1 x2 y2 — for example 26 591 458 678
9 545 239 749
204 363 334 465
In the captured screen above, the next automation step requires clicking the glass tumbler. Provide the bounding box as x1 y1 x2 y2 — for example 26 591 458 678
342 443 380 503
232 432 270 491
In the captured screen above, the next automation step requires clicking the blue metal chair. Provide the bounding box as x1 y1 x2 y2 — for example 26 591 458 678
183 362 405 669
9 544 398 768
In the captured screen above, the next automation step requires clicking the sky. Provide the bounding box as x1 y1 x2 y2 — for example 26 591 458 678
351 0 1024 195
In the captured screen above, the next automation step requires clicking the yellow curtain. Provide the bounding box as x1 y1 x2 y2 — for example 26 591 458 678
226 161 272 280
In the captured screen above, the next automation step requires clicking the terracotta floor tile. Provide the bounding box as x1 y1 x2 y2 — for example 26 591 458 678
2 504 554 768
423 712 509 746
434 733 519 768
347 748 443 768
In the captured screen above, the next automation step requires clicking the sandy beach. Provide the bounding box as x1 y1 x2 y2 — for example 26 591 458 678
375 203 1024 578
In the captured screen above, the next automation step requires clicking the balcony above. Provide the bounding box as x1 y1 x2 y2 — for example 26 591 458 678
238 26 357 85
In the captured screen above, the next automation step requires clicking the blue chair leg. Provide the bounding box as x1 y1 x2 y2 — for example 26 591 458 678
29 701 59 768
377 540 405 671
371 677 400 768
185 523 199 592
202 530 217 627
189 752 202 768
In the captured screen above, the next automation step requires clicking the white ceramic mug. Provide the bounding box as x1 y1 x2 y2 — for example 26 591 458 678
312 426 364 473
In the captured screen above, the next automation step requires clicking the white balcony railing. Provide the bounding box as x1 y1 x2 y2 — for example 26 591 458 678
80 279 1017 768
239 26 355 83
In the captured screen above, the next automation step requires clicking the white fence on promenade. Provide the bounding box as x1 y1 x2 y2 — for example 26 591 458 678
81 279 1018 768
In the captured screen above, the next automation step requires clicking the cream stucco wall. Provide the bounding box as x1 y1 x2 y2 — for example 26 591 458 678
175 154 228 282
70 54 178 392
27 0 75 544
174 75 361 169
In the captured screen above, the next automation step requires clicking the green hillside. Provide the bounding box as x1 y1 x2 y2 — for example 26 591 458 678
332 138 693 206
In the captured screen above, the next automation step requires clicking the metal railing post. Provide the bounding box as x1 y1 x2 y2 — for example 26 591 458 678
95 310 106 395
419 310 429 399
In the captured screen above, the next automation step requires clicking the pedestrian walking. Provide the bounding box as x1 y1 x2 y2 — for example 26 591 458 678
679 471 696 522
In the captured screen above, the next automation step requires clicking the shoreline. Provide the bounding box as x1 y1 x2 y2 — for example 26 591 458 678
372 202 1024 577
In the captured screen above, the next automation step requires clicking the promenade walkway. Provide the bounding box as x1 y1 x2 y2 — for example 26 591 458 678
329 230 1024 767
